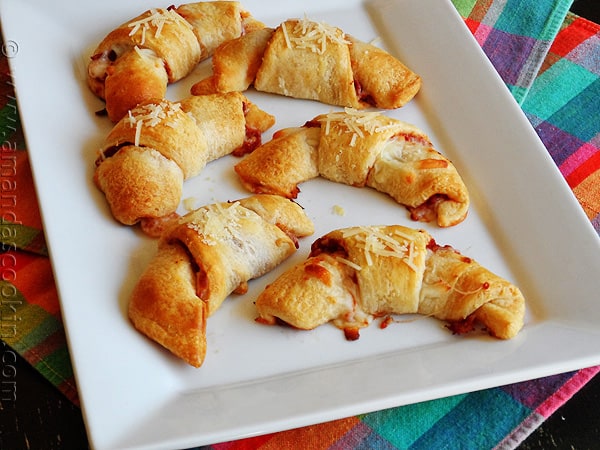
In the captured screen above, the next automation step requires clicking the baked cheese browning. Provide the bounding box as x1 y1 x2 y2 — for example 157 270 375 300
235 110 470 227
255 226 526 340
129 194 315 367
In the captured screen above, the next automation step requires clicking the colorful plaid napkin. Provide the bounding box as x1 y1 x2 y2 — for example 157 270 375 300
1 0 599 448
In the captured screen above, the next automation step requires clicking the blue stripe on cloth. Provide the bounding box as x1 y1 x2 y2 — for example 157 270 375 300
522 58 597 119
543 77 600 141
408 389 531 449
360 394 466 448
493 0 572 39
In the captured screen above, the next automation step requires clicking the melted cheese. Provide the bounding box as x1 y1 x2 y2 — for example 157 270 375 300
132 45 159 61
281 17 350 55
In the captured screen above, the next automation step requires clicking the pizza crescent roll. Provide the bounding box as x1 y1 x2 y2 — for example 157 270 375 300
94 93 275 226
87 2 264 122
235 109 469 227
255 226 525 340
191 18 421 110
129 195 314 367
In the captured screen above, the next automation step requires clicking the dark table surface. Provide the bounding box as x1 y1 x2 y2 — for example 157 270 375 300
2 2 600 449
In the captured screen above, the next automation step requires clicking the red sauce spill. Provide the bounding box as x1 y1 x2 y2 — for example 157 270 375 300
196 269 210 301
380 315 394 329
232 127 262 156
408 194 448 223
446 315 477 335
344 327 361 341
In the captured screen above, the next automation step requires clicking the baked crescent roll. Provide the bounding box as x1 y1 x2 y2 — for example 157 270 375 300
129 195 314 367
87 2 264 122
255 226 525 340
191 18 421 110
235 109 469 227
94 93 275 226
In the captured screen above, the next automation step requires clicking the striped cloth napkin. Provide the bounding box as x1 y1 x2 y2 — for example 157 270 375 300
1 0 598 448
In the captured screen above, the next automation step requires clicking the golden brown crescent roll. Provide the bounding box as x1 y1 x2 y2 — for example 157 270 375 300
129 195 314 367
191 18 421 109
235 109 469 227
255 226 525 340
87 2 264 122
94 93 275 226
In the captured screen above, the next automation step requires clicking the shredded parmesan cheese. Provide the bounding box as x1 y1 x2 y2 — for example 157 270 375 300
332 205 345 216
282 17 350 55
186 201 253 247
320 108 398 147
341 227 418 272
182 197 196 212
127 8 192 46
335 256 362 271
126 100 184 146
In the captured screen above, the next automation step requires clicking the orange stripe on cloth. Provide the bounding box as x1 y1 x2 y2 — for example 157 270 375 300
254 416 361 450
212 433 276 449
10 251 61 316
573 169 600 221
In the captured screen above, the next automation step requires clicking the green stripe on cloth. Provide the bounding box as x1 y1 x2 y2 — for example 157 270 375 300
0 279 27 341
15 314 63 354
360 394 467 448
0 96 20 133
457 0 574 104
451 0 479 17
408 389 530 449
0 281 62 351
523 58 597 119
34 347 74 385
0 221 48 255
494 0 572 39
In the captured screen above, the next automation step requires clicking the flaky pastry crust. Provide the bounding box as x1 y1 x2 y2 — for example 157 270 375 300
256 226 525 340
87 2 264 122
94 93 275 226
129 195 314 367
191 18 421 109
235 109 469 227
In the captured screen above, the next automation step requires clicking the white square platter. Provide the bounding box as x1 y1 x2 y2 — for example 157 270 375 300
1 0 600 449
